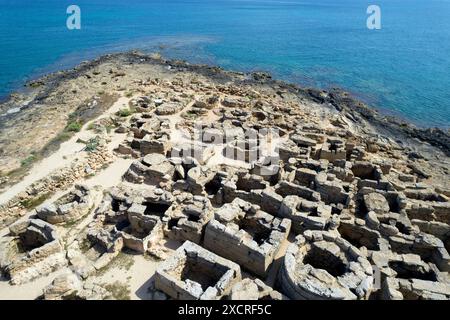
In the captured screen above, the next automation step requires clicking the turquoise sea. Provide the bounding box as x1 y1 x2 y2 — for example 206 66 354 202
0 0 449 128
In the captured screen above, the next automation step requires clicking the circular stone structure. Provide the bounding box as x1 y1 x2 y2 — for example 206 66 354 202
36 184 96 224
279 230 374 300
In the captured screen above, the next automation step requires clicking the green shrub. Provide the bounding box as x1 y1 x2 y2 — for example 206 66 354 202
116 108 133 117
85 137 100 152
21 155 37 167
105 124 115 133
66 121 83 132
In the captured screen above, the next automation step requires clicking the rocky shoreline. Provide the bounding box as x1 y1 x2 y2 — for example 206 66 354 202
1 51 448 167
0 51 448 300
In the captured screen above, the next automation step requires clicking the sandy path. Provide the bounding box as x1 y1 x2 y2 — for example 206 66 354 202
0 97 131 206
0 141 87 206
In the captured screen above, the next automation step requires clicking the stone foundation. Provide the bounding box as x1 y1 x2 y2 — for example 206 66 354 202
118 204 164 253
163 193 213 244
36 184 98 224
155 241 241 300
204 198 291 277
0 219 66 285
279 231 374 300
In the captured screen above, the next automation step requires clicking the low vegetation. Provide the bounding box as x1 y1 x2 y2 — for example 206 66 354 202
2 93 119 188
19 192 51 210
66 121 83 132
84 137 100 152
20 154 37 168
87 123 96 131
183 110 198 119
96 251 135 276
104 281 131 300
116 108 135 117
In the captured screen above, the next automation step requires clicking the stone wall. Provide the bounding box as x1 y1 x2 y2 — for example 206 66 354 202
204 199 291 277
155 241 241 300
0 219 67 285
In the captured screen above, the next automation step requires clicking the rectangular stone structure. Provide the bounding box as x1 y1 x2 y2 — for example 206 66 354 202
154 241 241 300
204 198 291 277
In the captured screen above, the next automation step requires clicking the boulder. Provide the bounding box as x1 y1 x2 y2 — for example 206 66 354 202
364 193 390 214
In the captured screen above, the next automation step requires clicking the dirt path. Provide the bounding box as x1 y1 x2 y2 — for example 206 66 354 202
0 97 131 206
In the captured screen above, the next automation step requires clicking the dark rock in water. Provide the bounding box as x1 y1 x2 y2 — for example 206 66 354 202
251 71 272 82
305 88 327 104
414 127 450 155
408 151 424 160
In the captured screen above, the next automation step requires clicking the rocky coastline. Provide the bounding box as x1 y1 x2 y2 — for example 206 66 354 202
2 51 448 163
0 51 448 300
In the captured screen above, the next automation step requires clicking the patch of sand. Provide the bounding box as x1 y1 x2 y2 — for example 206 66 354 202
0 267 70 300
91 239 182 300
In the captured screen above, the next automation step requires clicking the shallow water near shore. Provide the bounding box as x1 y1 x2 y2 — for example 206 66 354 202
1 0 449 128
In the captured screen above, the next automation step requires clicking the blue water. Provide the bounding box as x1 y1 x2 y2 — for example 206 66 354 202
1 0 449 128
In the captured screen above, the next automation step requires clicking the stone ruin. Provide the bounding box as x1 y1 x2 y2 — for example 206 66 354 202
124 153 175 186
67 224 123 279
221 170 272 205
113 124 446 300
116 203 164 253
91 184 214 250
163 193 213 244
89 184 173 255
204 198 291 277
174 165 221 196
0 219 66 284
279 195 333 233
319 137 347 162
30 108 450 300
115 115 172 157
3 75 449 301
357 189 450 273
229 278 287 300
129 92 190 115
337 215 390 252
279 230 374 300
155 101 184 116
372 250 450 300
36 184 97 224
154 240 241 300
65 185 173 278
181 142 216 165
42 271 108 300
403 188 450 257
129 96 155 113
